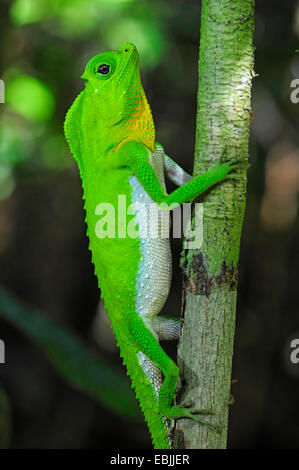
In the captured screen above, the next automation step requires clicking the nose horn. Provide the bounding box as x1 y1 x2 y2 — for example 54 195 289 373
119 43 136 53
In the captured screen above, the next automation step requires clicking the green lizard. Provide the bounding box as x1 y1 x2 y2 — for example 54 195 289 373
64 42 236 449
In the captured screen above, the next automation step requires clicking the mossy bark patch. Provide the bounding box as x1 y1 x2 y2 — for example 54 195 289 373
182 251 238 296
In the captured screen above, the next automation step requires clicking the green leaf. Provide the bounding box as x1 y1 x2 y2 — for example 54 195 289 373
0 288 140 420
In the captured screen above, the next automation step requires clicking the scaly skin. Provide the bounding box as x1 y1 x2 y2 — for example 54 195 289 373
64 43 234 448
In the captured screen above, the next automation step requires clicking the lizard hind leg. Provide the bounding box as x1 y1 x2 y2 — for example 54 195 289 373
128 315 218 428
153 316 181 341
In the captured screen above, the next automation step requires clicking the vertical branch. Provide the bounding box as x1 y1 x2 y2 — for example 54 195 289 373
174 0 255 449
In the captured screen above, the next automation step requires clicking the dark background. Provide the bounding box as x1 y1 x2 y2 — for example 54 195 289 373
0 0 299 449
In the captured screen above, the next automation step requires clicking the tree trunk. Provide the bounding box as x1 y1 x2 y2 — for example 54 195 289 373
174 0 255 449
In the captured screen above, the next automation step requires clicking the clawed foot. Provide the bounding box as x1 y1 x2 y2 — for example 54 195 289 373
210 161 238 183
218 160 250 181
184 407 214 415
163 404 222 432
181 407 221 431
180 401 214 415
179 408 222 431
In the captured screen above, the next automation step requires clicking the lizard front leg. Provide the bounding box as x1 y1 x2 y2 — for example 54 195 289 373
111 138 236 208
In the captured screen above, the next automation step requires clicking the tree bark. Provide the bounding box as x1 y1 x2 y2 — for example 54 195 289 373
174 0 255 449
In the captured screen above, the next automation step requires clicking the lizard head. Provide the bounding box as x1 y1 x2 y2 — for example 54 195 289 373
82 42 138 92
81 43 155 150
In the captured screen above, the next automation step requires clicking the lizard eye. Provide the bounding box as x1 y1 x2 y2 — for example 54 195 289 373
97 64 110 75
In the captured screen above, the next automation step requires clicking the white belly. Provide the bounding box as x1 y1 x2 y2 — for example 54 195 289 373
129 174 172 325
129 145 172 406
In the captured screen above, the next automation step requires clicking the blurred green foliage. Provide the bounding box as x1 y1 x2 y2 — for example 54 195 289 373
0 0 167 201
6 74 55 122
0 288 140 420
9 0 164 60
9 0 165 65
